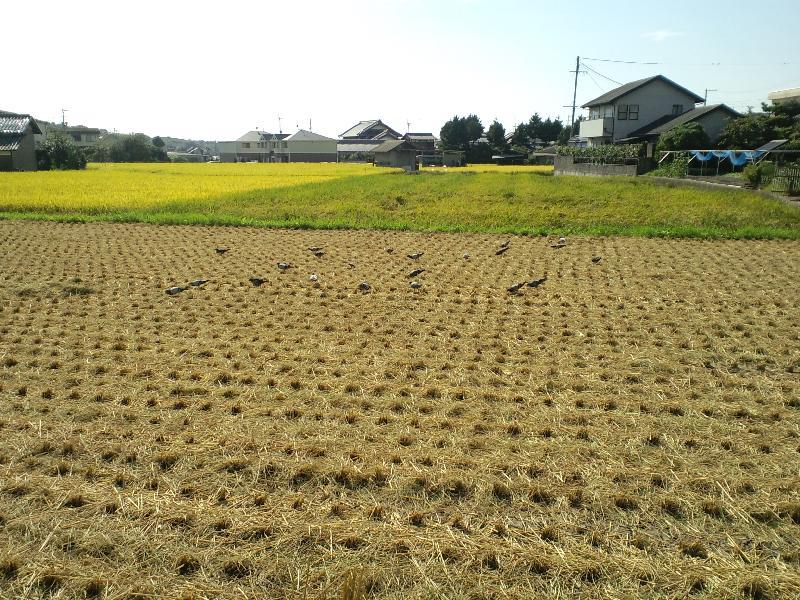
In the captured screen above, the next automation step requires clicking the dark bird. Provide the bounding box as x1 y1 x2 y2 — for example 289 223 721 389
249 277 267 287
313 250 325 258
215 248 228 255
308 246 323 252
407 252 424 260
498 240 510 249
495 246 510 256
165 286 186 296
463 253 470 260
347 262 356 269
409 268 425 278
527 277 547 288
189 279 208 287
386 247 394 254
591 256 602 263
410 281 422 289
507 282 524 294
358 282 371 292
277 262 292 271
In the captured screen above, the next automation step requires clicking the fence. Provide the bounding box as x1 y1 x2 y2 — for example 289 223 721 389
771 165 800 195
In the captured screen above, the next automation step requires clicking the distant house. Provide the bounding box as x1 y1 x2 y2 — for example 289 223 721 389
767 88 800 105
285 129 337 162
403 132 436 153
579 75 705 147
338 119 403 162
47 125 103 150
219 130 289 162
373 139 418 172
0 111 42 171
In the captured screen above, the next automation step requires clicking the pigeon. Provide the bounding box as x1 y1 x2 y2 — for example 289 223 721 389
309 274 319 282
591 256 602 263
313 250 325 258
215 248 228 255
358 282 371 292
507 282 524 294
409 268 425 278
189 279 208 287
410 281 422 289
495 246 510 256
499 240 510 249
165 286 186 296
463 253 470 260
347 262 356 270
249 277 267 287
407 252 424 260
308 246 323 252
386 248 394 254
277 262 292 271
527 277 547 288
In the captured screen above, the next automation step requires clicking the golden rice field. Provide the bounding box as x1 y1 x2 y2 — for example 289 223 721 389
1 221 799 599
0 163 389 212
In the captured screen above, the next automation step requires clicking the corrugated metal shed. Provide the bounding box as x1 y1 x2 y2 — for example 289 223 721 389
0 134 22 151
0 114 41 135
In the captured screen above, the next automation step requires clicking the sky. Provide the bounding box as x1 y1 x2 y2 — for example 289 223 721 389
4 0 799 141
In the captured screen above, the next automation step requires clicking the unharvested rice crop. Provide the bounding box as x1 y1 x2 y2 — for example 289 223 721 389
1 221 799 599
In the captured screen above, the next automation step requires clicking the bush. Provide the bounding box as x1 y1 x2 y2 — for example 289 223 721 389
656 122 710 152
37 132 87 170
556 144 644 164
647 154 689 178
743 162 776 188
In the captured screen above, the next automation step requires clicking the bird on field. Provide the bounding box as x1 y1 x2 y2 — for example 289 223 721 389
507 282 524 294
527 277 547 288
499 240 510 249
407 252 424 260
249 277 267 287
410 281 422 289
189 279 208 287
358 282 371 292
215 248 228 255
386 247 394 254
313 250 325 258
347 262 356 269
495 246 510 256
165 286 186 296
591 256 602 263
309 274 319 282
463 253 470 260
308 246 323 252
550 240 566 249
277 262 292 271
559 236 567 245
409 268 425 278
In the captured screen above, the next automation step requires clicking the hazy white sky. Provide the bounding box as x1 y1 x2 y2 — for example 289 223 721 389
5 0 798 140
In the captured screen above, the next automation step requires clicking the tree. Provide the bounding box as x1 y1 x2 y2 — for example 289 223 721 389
103 134 169 162
152 136 165 148
656 122 711 152
717 114 771 149
486 120 507 152
557 126 572 145
439 115 484 152
38 131 87 170
538 118 563 144
510 122 530 150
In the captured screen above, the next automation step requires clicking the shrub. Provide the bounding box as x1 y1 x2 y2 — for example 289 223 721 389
656 122 710 152
648 154 689 177
743 162 776 188
556 144 644 164
37 131 87 170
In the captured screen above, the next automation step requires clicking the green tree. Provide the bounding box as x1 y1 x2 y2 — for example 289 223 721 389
38 131 87 170
107 134 169 162
717 114 771 149
510 122 530 150
557 125 572 145
656 122 711 152
486 120 507 152
440 115 484 152
538 118 563 144
152 136 165 148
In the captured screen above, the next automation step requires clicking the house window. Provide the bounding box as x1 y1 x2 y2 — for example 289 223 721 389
71 133 81 142
628 104 639 120
242 142 250 149
617 104 629 120
672 104 683 115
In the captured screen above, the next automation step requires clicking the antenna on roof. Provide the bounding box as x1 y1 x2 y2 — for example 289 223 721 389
277 114 282 134
61 108 68 126
309 117 311 132
406 119 411 133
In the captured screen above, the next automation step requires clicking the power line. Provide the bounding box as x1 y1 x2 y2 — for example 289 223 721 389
582 56 794 67
581 61 622 86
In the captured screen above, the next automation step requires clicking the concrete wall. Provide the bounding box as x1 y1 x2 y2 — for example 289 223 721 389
287 139 337 156
554 155 645 177
12 125 38 171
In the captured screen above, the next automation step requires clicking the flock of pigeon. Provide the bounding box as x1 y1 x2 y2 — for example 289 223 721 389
164 237 602 297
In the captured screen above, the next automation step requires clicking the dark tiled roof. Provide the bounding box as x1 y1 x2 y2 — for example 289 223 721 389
0 133 22 151
627 104 740 138
340 120 380 138
582 75 704 108
374 139 414 153
404 133 435 141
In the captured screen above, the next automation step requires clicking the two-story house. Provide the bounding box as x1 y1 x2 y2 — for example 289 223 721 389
219 130 290 162
579 75 704 146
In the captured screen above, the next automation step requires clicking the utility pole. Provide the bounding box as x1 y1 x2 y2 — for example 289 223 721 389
703 89 717 106
570 56 580 134
61 108 68 126
277 114 282 134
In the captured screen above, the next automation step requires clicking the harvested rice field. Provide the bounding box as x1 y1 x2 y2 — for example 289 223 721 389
1 221 799 599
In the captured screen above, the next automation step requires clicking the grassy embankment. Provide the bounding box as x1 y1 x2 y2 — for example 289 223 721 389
0 162 797 238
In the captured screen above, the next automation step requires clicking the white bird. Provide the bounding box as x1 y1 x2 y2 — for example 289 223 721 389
410 281 422 289
558 236 567 245
309 274 318 282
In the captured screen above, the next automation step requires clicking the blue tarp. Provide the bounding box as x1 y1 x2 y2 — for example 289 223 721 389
691 150 765 165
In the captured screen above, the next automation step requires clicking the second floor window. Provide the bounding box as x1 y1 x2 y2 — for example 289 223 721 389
617 104 639 121
672 104 684 115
